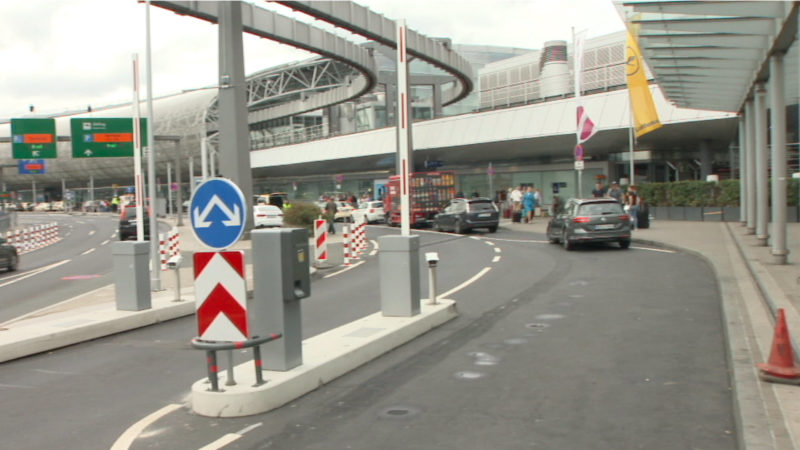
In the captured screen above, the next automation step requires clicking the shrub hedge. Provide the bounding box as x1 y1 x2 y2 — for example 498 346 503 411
636 179 800 207
283 201 323 231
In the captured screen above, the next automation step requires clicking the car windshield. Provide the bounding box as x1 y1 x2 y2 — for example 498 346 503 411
578 202 623 216
372 202 383 208
468 200 495 212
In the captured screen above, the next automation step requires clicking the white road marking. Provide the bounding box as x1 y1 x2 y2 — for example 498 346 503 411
492 256 501 263
631 246 677 254
81 248 96 256
101 239 110 246
236 423 263 435
0 383 34 389
110 403 182 450
0 259 71 289
198 434 242 450
484 237 550 244
369 239 379 256
485 240 495 246
494 247 501 253
469 236 481 240
323 260 366 279
439 266 492 299
88 230 95 236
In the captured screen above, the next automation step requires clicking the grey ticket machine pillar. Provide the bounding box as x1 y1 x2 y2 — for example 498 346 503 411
251 228 311 371
378 235 420 317
111 241 151 311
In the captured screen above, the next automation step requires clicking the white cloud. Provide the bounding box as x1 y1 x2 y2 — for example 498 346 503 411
0 0 624 119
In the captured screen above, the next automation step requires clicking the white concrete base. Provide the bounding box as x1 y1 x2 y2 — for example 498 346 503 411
191 299 458 417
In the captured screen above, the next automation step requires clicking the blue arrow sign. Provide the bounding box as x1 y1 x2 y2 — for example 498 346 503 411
190 178 247 250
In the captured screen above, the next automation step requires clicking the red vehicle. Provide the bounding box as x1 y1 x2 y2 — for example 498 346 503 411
385 171 456 227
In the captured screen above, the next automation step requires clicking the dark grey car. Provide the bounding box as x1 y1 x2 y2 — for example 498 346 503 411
546 198 631 250
434 198 499 233
0 236 18 271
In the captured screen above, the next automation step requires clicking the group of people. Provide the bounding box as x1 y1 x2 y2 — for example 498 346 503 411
592 181 644 229
508 185 542 224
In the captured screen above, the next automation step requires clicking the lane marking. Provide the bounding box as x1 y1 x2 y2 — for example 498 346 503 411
101 239 110 246
0 259 71 289
492 256 501 263
485 241 495 246
369 239 379 256
236 423 263 435
469 236 481 241
111 403 182 450
199 434 242 450
81 248 96 256
631 246 677 254
323 260 365 279
89 230 96 236
439 266 492 299
483 237 550 244
494 247 501 253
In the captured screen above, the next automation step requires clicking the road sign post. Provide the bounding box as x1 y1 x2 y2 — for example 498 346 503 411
189 178 246 251
194 251 248 342
11 119 57 159
70 117 148 158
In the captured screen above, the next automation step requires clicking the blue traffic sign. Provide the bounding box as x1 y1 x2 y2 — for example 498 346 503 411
190 178 247 250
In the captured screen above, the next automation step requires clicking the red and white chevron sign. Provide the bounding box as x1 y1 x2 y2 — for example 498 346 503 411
194 251 248 342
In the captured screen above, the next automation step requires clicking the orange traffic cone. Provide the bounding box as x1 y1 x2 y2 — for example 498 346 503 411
757 308 800 385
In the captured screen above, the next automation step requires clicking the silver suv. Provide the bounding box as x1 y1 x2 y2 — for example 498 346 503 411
546 198 631 250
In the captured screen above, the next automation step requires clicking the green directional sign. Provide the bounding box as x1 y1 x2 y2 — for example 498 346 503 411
70 118 148 158
11 118 57 159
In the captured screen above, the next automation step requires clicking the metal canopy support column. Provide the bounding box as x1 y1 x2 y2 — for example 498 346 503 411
738 115 746 225
699 140 712 179
175 142 184 226
218 1 253 233
754 84 769 246
770 54 788 264
745 99 756 234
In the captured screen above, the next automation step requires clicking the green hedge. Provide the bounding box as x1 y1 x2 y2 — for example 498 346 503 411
283 201 323 231
637 179 800 207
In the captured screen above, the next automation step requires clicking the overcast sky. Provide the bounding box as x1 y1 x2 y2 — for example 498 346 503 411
0 0 625 120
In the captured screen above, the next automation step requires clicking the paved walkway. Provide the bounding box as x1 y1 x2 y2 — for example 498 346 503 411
2 213 800 448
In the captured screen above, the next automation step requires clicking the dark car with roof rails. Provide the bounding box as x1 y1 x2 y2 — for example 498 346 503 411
433 197 499 234
546 198 631 250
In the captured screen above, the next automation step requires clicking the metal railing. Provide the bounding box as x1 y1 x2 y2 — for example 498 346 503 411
191 333 283 392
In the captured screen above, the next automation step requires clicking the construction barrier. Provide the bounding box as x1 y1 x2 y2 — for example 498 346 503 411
343 225 350 266
159 227 181 271
5 222 60 254
314 218 328 265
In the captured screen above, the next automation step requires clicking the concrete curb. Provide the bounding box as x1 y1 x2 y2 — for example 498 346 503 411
191 299 459 417
0 287 195 364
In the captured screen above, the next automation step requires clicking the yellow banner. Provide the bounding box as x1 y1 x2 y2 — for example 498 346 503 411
626 30 662 138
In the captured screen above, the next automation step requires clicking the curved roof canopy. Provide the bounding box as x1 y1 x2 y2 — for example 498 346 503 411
615 1 797 112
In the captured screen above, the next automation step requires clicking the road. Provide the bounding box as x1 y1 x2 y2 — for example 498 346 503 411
0 224 735 449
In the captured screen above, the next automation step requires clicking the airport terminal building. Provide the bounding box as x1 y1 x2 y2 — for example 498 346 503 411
0 16 758 208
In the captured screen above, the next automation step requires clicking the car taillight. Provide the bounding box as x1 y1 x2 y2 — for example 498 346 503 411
369 209 375 213
573 217 591 223
257 214 266 217
619 214 631 221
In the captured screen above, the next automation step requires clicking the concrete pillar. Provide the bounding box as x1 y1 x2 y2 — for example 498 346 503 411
738 115 746 224
699 140 713 179
175 143 184 227
432 82 443 118
754 84 769 246
745 99 756 234
218 1 253 233
769 54 788 264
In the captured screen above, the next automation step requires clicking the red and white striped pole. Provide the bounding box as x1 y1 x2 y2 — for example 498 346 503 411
314 218 328 266
343 225 350 265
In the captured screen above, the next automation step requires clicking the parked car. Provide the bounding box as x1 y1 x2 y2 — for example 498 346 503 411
351 201 385 224
334 201 354 222
546 198 631 250
434 197 499 234
119 204 151 241
0 236 18 272
253 204 284 228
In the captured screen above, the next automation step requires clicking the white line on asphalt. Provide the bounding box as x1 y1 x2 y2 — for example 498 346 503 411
101 239 110 246
469 236 481 241
0 259 71 290
484 237 550 244
485 240 495 246
439 266 492 300
323 260 365 279
236 423 263 435
631 246 677 254
81 248 96 256
494 247 501 253
369 239 379 256
198 434 242 450
492 256 501 263
88 230 95 236
0 383 34 389
110 403 182 450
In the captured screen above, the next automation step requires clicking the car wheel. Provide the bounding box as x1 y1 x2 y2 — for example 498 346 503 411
619 239 631 249
488 225 497 233
546 224 558 243
9 254 18 272
562 230 573 251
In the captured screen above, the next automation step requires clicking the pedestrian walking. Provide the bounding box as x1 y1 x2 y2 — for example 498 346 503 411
608 182 623 203
325 197 338 234
626 185 641 230
523 186 536 223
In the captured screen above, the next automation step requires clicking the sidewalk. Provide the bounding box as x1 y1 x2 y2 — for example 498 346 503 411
2 214 800 447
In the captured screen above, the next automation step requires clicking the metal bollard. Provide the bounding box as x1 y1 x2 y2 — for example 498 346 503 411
206 350 220 392
167 255 184 302
225 350 236 386
425 252 439 305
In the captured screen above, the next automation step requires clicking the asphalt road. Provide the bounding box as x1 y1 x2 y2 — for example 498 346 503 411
0 224 736 449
